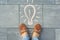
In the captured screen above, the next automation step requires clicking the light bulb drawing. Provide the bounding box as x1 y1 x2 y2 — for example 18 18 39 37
24 5 36 25
20 5 42 25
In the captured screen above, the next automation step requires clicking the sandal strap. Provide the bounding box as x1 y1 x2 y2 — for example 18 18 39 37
33 31 40 34
21 30 27 34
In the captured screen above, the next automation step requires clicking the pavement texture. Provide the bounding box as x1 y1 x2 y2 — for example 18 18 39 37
0 0 60 40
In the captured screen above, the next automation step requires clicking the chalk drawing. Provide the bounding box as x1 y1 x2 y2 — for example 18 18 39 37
24 5 36 25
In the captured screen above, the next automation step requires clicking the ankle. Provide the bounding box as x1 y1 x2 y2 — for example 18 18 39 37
32 32 39 37
21 32 28 37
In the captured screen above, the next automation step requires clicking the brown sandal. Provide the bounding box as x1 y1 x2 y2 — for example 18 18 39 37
19 23 28 35
32 23 41 37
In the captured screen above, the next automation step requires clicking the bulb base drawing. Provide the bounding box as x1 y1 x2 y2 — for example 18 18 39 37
28 19 33 25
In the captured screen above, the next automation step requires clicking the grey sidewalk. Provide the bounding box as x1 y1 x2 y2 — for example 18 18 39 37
0 0 60 40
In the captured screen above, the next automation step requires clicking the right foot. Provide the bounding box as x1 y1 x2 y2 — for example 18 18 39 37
32 23 42 37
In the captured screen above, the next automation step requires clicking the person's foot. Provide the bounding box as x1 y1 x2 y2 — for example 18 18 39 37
32 23 41 37
19 23 28 37
19 23 30 40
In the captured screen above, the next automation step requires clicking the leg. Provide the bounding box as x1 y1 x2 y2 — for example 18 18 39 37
32 23 41 40
19 23 30 40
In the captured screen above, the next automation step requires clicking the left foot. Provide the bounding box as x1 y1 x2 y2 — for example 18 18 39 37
19 23 28 37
